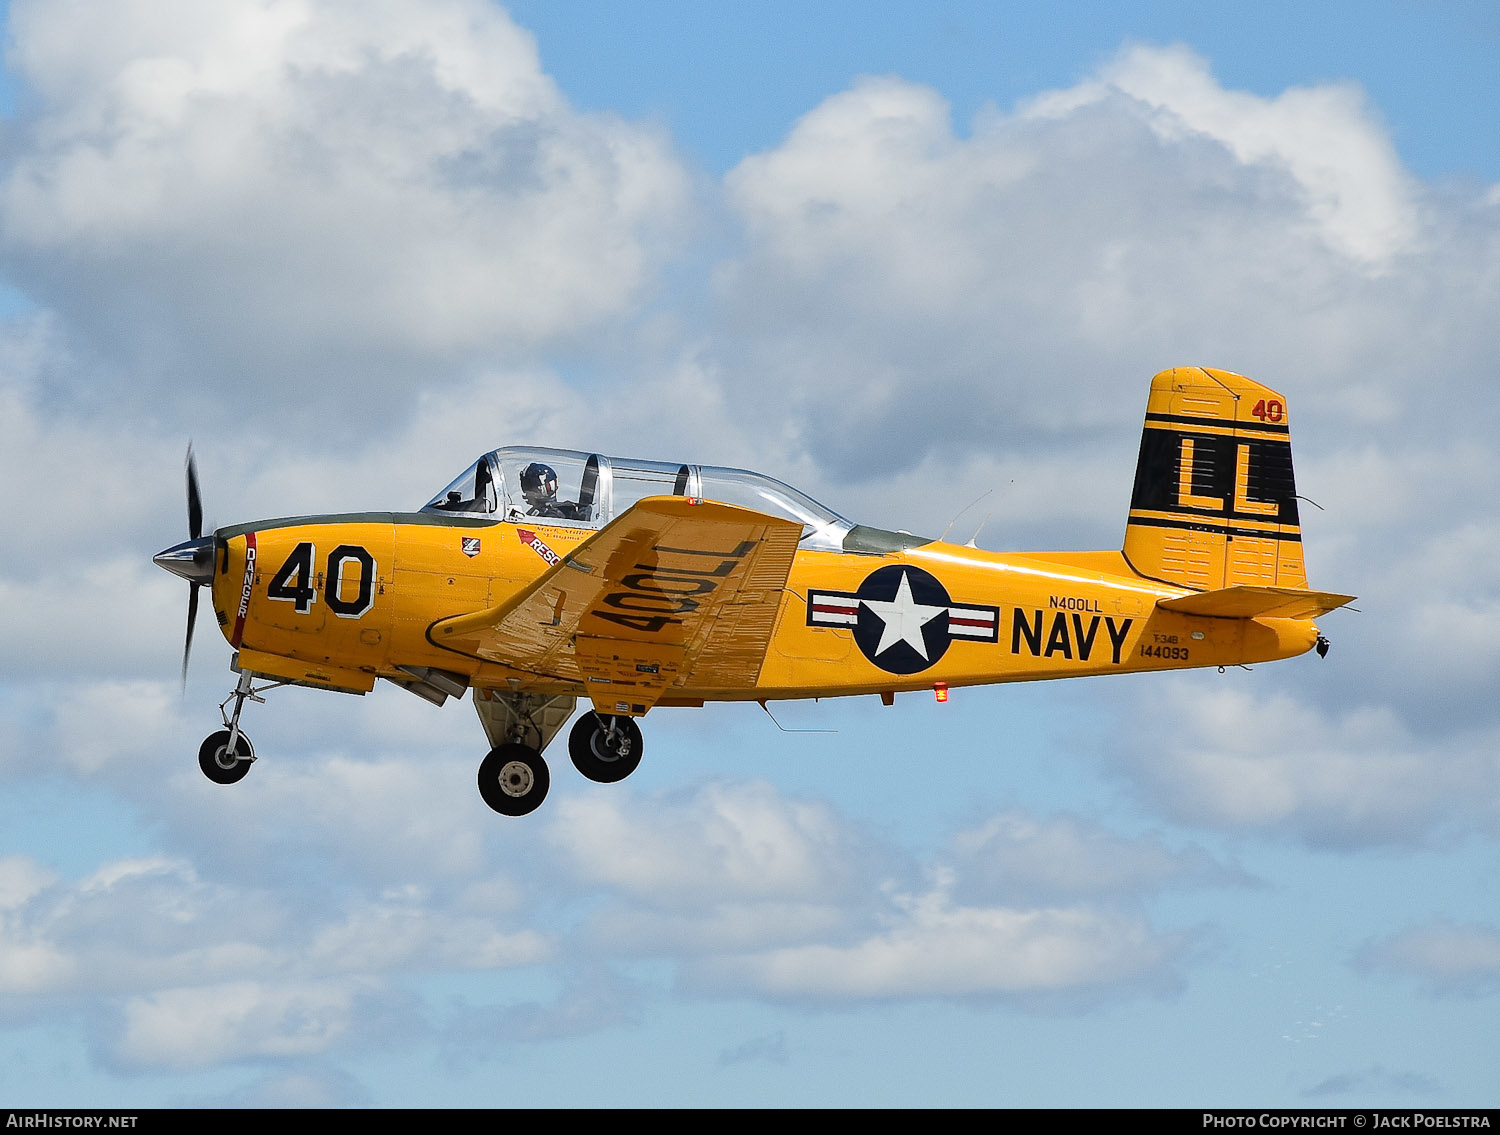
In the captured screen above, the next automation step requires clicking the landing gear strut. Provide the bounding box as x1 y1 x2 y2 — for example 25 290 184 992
568 713 643 783
471 691 575 816
197 668 287 786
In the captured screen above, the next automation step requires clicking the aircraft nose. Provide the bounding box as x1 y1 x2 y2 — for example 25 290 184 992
154 536 216 586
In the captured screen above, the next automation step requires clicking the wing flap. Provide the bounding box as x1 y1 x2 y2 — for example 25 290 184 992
1157 585 1355 620
429 496 803 709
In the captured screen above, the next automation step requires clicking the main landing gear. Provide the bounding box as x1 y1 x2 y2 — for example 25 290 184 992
471 692 647 817
568 713 643 784
196 669 288 787
477 743 551 817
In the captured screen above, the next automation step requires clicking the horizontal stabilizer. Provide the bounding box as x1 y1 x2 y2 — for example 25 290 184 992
1157 585 1355 620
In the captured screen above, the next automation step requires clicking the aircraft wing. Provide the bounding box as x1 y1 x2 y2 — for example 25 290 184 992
428 496 803 711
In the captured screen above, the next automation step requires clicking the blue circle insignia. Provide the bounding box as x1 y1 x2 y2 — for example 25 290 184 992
851 565 953 675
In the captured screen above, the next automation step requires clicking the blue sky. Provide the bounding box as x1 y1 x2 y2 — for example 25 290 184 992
0 0 1496 1108
509 0 1500 180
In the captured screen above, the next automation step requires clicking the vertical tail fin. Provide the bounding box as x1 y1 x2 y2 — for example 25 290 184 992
1123 367 1308 592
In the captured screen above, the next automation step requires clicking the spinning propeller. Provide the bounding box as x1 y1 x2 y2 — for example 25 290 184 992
153 446 218 687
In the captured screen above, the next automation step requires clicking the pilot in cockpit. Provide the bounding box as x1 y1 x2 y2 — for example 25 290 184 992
520 462 587 520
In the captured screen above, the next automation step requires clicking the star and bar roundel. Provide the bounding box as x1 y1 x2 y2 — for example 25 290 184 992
806 565 999 674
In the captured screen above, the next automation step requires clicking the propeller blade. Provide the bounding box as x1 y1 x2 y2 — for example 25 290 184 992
186 444 202 541
182 582 200 690
177 444 205 690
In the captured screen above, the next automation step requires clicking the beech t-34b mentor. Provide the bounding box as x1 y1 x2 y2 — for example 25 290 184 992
155 368 1352 816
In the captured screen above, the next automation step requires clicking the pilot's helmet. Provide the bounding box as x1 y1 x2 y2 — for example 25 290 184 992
520 462 559 507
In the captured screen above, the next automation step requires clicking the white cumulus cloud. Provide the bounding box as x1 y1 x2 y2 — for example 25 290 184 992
0 0 690 417
689 883 1184 1003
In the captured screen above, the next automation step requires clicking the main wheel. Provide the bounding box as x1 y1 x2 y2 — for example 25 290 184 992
477 743 550 816
568 714 643 784
198 729 254 785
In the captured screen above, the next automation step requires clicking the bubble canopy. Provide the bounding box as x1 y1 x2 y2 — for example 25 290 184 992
421 446 857 552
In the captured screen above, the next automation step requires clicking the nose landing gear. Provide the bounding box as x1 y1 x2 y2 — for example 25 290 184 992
196 667 288 786
199 728 255 784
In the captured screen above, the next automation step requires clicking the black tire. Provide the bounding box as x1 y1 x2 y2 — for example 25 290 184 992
477 743 550 816
198 729 254 785
568 714 643 784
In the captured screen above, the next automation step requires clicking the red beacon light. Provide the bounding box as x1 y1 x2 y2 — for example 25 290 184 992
934 682 949 703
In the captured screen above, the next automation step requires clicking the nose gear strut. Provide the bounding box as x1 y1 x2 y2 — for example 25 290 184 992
197 666 289 786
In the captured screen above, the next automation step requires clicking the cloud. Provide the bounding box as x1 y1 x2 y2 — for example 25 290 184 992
0 857 72 994
713 41 1500 528
718 1029 788 1067
1025 42 1418 264
1356 921 1500 996
950 810 1250 903
549 780 893 956
715 55 1433 482
0 840 550 1070
1339 505 1500 729
439 965 645 1058
0 851 549 1003
105 781 1210 1065
0 757 1223 1071
548 779 876 905
549 787 1207 1006
687 881 1187 1005
199 1062 375 1107
1110 681 1500 845
109 977 396 1069
0 0 690 424
1302 1064 1440 1099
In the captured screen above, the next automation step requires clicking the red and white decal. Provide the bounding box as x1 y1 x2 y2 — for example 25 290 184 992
461 536 482 557
946 607 999 640
806 591 860 626
231 531 257 648
808 587 998 640
517 528 562 568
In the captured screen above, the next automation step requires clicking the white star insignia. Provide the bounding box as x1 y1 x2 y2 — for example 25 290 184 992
860 570 946 660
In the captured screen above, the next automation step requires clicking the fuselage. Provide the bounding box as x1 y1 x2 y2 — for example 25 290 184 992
206 510 1319 703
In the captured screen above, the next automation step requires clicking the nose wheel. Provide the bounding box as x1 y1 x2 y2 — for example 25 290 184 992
196 666 288 786
568 713 643 783
198 729 255 784
478 743 550 816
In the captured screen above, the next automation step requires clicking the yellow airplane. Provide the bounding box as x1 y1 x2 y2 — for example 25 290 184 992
155 367 1352 816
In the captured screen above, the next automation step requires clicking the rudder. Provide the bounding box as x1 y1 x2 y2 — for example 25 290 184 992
1123 367 1308 591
